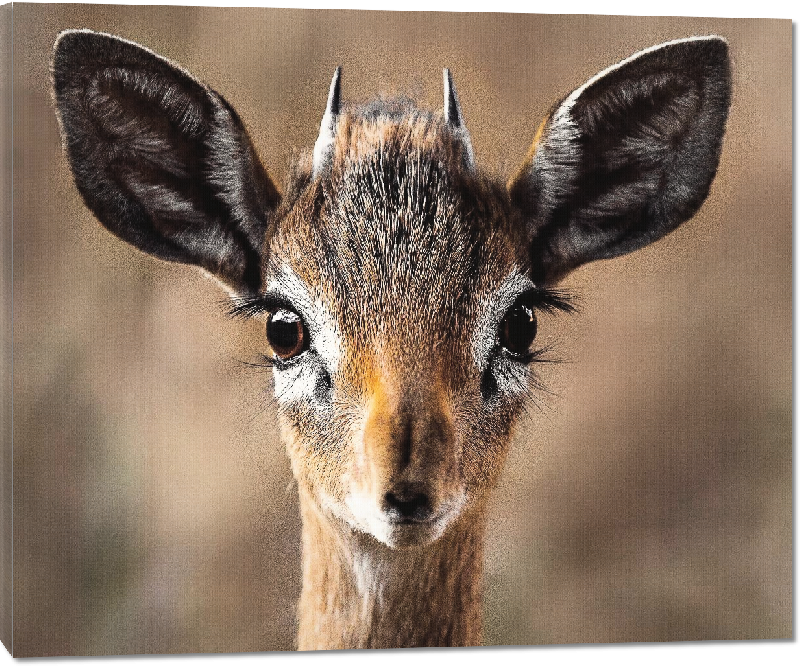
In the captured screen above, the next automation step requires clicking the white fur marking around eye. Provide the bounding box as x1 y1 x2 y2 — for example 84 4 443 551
272 361 322 406
266 265 342 406
471 269 534 371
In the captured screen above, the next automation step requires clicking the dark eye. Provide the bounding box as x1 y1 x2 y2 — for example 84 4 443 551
499 302 538 356
266 309 307 360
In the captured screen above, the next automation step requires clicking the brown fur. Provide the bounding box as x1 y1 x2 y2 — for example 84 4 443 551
296 485 486 649
271 110 524 648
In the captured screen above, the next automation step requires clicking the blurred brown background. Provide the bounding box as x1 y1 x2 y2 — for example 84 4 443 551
10 3 791 656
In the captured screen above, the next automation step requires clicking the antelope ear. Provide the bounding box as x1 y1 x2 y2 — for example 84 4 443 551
509 36 731 285
51 30 280 296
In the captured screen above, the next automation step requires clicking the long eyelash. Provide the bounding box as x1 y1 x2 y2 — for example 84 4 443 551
226 294 299 320
517 309 573 409
237 353 305 374
521 345 567 414
236 353 277 369
227 296 269 319
530 288 578 315
520 378 559 418
518 343 565 365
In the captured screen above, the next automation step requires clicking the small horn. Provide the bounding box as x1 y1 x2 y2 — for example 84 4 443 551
312 66 342 178
443 68 475 169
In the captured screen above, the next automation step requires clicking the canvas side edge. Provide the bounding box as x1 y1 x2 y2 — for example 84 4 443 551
0 0 12 657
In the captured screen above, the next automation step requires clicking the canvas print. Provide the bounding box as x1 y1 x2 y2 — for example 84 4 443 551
0 3 792 656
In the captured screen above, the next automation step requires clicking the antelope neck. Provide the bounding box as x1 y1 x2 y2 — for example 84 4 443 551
296 489 485 649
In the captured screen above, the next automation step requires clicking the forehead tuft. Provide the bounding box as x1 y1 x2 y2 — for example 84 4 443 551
269 102 524 351
330 101 469 174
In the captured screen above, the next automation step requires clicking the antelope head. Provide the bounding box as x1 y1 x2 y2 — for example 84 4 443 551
52 32 731 553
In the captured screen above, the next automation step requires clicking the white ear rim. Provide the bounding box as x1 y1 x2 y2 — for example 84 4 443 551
551 36 728 129
531 35 730 232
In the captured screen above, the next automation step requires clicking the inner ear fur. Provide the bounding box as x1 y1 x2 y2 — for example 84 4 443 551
509 36 732 285
51 30 280 296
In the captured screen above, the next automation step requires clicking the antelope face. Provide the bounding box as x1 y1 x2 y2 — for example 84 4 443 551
52 32 731 549
262 113 559 547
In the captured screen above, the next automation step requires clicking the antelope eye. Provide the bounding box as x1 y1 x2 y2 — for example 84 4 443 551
499 302 538 356
266 309 307 360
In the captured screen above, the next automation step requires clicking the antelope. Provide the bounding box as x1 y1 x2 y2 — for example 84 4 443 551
51 30 731 650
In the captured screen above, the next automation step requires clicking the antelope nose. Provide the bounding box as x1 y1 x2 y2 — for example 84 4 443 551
383 484 432 523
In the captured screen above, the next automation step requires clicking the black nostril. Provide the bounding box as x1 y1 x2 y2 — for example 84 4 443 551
384 488 432 522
